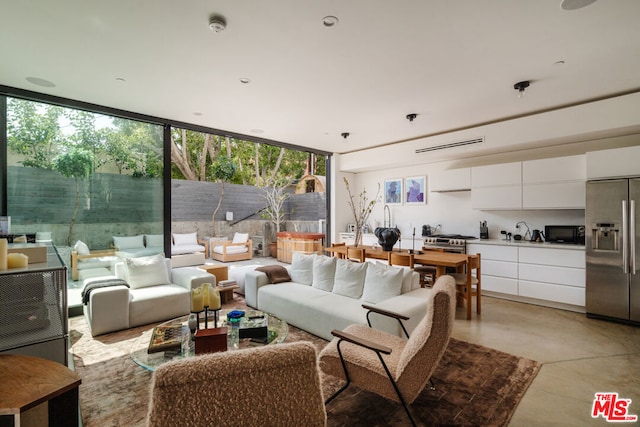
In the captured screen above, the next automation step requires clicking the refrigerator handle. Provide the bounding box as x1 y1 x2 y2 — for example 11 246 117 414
623 200 628 274
632 199 636 275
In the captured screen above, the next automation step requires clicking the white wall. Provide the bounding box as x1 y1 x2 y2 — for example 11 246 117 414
331 133 640 243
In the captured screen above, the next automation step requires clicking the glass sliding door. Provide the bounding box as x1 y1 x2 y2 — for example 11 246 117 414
5 97 164 307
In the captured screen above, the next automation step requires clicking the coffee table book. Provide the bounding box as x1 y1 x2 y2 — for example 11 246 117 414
148 324 186 354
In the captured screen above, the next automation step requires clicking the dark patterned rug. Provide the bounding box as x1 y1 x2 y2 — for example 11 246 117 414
70 297 540 427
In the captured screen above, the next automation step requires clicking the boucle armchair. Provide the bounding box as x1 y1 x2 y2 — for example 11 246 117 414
147 342 326 427
319 275 456 426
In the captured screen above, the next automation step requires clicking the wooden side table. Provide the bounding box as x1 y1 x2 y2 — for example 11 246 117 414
198 264 229 283
217 284 240 304
0 354 81 427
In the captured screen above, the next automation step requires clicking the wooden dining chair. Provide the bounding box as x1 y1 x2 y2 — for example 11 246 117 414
346 246 365 263
388 252 414 268
414 247 446 287
330 242 346 259
450 253 481 320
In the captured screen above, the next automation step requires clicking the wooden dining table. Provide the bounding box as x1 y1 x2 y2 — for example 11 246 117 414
325 245 469 278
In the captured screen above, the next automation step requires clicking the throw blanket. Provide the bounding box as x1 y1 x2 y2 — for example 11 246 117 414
255 265 291 284
81 278 129 305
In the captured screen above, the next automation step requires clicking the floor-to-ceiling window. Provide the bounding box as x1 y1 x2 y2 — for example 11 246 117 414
4 97 164 306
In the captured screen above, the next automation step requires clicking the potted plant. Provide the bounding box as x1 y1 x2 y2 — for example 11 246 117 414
261 180 292 256
343 177 380 247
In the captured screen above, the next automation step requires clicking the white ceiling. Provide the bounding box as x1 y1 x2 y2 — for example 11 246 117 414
1 0 639 157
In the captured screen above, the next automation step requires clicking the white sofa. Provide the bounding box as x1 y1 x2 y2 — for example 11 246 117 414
244 253 433 341
82 254 215 336
113 234 164 258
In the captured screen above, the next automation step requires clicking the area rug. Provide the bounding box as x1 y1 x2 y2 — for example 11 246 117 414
70 300 540 427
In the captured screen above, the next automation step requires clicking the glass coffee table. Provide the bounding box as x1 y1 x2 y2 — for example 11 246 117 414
131 309 288 371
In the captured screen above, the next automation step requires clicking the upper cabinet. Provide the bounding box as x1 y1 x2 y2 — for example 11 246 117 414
587 146 640 179
471 162 522 210
522 155 586 209
430 168 471 192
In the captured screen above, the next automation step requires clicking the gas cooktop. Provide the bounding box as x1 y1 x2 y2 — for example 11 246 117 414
424 234 477 240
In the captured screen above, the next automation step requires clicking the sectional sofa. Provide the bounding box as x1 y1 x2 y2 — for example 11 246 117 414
244 253 432 341
82 254 214 336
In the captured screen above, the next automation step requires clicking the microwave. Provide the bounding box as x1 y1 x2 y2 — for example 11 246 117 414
544 225 585 244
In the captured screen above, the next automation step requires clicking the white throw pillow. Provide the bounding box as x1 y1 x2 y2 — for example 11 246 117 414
173 232 198 246
73 240 90 255
113 235 144 250
145 234 164 247
289 252 315 286
361 262 403 303
376 260 414 294
232 232 249 244
312 255 337 292
332 259 368 299
124 253 170 289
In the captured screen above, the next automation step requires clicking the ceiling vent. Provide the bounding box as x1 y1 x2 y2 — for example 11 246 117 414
415 136 484 154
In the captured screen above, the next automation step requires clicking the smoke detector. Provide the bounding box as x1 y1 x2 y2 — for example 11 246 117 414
209 16 226 33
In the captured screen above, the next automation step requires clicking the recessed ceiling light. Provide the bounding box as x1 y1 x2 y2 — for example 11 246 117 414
251 129 264 134
561 0 598 10
209 15 226 33
554 60 566 66
115 77 126 82
25 77 56 88
193 112 203 116
322 16 339 27
239 78 251 84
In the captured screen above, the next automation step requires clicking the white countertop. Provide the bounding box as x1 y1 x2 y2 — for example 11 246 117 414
468 238 585 251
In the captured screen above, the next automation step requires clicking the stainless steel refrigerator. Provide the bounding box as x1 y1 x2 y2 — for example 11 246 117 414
586 178 640 323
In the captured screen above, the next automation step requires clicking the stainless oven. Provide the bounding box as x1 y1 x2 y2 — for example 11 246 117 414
422 234 477 253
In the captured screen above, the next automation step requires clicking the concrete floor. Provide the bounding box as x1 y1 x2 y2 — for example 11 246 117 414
454 297 640 426
69 256 640 425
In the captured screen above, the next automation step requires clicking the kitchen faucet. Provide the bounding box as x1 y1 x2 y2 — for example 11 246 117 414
383 204 391 227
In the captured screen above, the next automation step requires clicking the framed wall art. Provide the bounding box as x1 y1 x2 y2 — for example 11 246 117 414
405 176 426 204
384 179 402 205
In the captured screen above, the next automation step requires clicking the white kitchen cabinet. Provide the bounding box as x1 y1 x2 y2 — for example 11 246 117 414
522 155 586 209
471 186 522 210
522 155 586 184
468 242 586 309
522 182 585 209
468 243 518 296
519 246 585 307
587 145 640 179
471 162 521 187
471 162 522 210
430 168 471 192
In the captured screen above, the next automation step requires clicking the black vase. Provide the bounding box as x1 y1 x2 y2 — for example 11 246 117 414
374 227 400 251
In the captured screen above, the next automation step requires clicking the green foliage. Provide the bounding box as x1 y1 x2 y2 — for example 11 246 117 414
54 148 94 179
209 155 237 182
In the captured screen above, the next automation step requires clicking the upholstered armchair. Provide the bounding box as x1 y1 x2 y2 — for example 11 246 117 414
319 275 456 426
210 232 253 262
70 240 117 281
147 342 326 427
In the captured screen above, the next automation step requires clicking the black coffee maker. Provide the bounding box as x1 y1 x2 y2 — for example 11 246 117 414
530 229 545 242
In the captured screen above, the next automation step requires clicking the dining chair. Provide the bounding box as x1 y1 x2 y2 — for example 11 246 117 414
346 246 365 263
450 253 481 320
330 242 346 259
388 252 414 268
414 247 446 287
319 276 456 426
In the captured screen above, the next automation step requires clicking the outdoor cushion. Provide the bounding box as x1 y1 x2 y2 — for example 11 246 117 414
232 232 249 244
173 232 198 246
146 234 164 247
172 244 206 255
213 244 248 255
73 240 90 255
114 235 145 250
